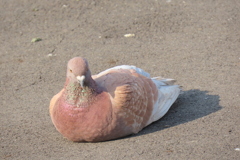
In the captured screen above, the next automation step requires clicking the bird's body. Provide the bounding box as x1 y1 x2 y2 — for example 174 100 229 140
50 57 180 142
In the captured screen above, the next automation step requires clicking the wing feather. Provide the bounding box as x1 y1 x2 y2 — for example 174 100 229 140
94 69 157 134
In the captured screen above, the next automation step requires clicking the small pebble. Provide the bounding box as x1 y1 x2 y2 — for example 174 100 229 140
47 54 56 57
124 33 135 38
31 38 42 43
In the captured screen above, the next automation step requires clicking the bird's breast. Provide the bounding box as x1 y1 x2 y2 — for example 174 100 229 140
52 91 114 142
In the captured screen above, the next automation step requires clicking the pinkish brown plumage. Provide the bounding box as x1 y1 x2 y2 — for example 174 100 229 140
49 57 180 142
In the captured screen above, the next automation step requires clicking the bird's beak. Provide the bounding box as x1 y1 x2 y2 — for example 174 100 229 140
76 75 85 87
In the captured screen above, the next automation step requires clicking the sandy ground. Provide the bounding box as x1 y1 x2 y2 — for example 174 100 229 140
1 0 240 159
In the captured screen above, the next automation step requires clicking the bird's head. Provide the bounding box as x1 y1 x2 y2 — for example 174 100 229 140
66 57 91 87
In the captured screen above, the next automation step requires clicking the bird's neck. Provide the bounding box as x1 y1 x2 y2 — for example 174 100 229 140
63 78 100 107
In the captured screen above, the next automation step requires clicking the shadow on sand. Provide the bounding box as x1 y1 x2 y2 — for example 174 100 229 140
128 89 222 138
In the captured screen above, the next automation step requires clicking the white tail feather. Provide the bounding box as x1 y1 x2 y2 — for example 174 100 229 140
146 79 180 126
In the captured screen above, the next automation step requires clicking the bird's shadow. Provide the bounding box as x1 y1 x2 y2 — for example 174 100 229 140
126 89 222 139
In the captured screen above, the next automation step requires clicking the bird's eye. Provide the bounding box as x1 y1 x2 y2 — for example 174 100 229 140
69 69 73 73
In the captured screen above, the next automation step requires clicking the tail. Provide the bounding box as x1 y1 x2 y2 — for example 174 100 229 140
146 78 180 126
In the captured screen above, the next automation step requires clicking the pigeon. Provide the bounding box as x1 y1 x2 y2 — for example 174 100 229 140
49 57 180 142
